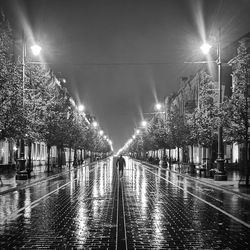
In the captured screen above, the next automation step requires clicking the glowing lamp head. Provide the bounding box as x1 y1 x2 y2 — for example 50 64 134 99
78 104 85 112
31 44 42 56
141 120 147 127
92 121 98 127
200 43 212 55
155 103 162 111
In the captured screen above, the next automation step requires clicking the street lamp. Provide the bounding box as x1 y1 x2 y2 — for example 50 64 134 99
141 120 147 128
200 43 212 55
154 101 167 121
92 121 98 128
200 32 227 181
17 33 42 180
155 103 162 111
78 104 85 112
30 44 42 56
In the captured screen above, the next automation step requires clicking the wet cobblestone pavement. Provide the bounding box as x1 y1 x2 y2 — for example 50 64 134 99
0 157 250 249
0 160 118 249
124 161 250 249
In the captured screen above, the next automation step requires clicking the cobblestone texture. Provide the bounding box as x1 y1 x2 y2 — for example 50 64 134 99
0 157 250 249
123 160 250 249
0 161 118 249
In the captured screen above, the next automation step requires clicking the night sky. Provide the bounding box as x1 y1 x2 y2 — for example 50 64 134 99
2 0 250 152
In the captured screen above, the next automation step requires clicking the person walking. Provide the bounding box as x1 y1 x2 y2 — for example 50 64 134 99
116 154 126 177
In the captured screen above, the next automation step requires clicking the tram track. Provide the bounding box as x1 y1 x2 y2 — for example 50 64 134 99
116 172 128 250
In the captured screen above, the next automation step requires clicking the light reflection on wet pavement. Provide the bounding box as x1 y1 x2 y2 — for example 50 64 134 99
0 157 250 249
124 160 250 249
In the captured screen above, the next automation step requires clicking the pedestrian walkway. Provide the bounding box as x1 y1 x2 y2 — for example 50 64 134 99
173 163 250 199
0 160 99 196
0 165 67 195
140 160 250 200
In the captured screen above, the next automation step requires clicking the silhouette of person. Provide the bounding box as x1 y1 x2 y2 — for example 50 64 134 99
116 154 126 177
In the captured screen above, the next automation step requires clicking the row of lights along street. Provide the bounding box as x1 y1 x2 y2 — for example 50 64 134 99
15 32 112 180
120 32 227 181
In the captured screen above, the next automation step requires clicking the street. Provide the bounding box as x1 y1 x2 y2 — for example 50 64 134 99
0 157 250 249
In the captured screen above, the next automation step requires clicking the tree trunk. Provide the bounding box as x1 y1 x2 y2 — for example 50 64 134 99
177 147 180 163
244 83 249 186
47 145 51 173
244 140 249 186
69 147 71 168
27 140 32 178
191 145 194 164
73 147 77 166
169 149 171 168
80 149 83 164
248 141 250 186
57 145 63 168
58 145 61 168
209 145 213 169
189 145 195 174
27 140 32 170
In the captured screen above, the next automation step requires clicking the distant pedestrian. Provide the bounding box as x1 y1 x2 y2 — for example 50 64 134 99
116 154 126 177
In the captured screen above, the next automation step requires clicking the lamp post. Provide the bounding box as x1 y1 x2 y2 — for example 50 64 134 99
200 32 227 181
16 32 42 180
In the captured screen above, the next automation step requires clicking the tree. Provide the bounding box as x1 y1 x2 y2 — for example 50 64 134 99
149 115 167 150
168 106 190 162
191 70 220 163
0 16 24 141
224 40 250 185
185 113 199 165
126 134 143 158
35 73 72 170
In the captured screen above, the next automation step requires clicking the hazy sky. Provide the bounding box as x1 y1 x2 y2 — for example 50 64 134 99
2 0 250 152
